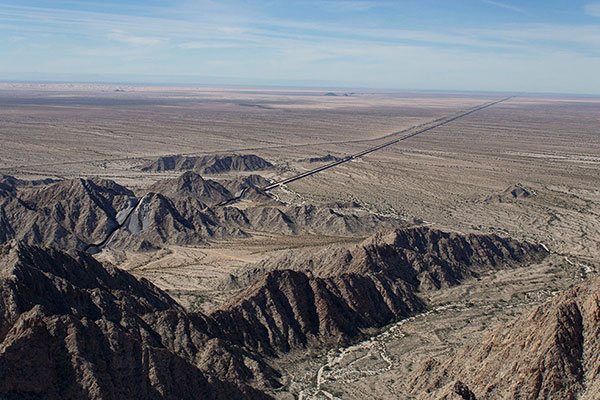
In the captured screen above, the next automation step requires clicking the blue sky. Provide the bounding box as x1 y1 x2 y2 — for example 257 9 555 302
1 0 599 93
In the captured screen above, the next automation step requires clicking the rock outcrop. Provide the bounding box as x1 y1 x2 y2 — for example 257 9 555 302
0 178 135 250
212 227 548 354
486 183 533 203
408 276 600 400
141 154 273 174
0 242 275 399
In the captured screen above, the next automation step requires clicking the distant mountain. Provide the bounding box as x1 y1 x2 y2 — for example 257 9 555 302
148 171 232 205
141 154 274 174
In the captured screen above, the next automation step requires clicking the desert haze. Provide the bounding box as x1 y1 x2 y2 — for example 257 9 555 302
1 84 599 399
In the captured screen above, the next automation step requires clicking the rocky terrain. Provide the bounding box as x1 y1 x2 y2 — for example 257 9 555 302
141 154 274 174
0 173 404 251
0 225 553 399
0 88 598 399
212 227 548 356
407 275 600 399
230 227 548 292
0 177 134 250
485 183 533 203
0 242 275 399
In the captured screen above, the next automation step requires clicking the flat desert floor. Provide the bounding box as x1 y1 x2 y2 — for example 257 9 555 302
1 83 599 398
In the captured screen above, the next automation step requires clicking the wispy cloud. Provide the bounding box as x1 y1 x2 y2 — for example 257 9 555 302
2 3 597 53
585 3 600 16
108 29 165 46
480 0 526 14
178 41 241 49
319 1 388 12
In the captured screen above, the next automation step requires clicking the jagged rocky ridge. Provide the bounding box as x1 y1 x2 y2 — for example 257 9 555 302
226 226 548 292
0 173 403 251
0 228 551 397
0 177 135 250
141 154 273 174
407 276 600 400
0 242 275 399
212 227 548 354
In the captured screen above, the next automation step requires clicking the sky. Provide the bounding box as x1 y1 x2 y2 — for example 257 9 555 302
1 0 599 94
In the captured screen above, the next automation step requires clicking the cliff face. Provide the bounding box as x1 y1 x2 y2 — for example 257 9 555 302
0 243 274 400
408 277 600 400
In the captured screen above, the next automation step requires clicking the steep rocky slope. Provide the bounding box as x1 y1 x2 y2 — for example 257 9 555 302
0 174 403 251
0 242 275 399
141 154 273 174
148 171 232 205
337 227 547 290
408 276 600 400
212 269 423 354
240 227 548 291
18 178 135 244
212 227 548 354
0 178 134 250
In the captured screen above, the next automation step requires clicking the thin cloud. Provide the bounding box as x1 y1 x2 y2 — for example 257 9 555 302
319 1 388 12
108 29 165 46
178 41 240 49
585 3 600 16
480 0 526 14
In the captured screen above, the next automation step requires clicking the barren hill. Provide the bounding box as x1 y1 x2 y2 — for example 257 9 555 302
148 171 232 205
242 226 548 290
212 227 548 354
407 276 600 400
0 242 275 399
0 174 403 251
486 183 533 203
141 154 274 174
0 178 134 250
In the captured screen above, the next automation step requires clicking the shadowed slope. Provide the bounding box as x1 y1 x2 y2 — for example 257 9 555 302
0 243 275 399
